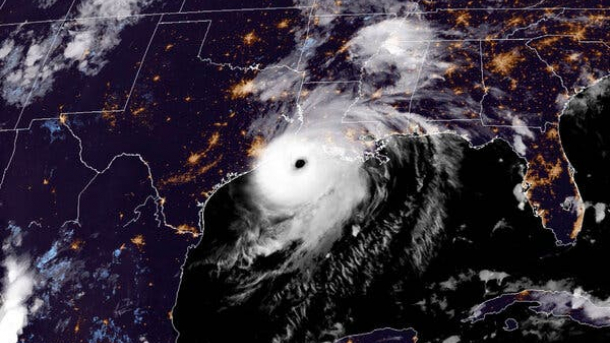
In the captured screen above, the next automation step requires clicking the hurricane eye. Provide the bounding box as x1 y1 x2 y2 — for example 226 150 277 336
294 159 307 169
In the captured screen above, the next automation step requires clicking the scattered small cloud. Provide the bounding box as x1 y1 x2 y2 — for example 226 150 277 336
593 203 606 223
513 183 528 210
442 335 461 343
36 0 59 9
0 0 155 107
479 270 510 284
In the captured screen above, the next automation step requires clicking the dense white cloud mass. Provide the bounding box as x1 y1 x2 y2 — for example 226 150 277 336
249 12 446 165
251 133 369 256
348 17 437 95
0 250 35 343
0 258 34 343
65 0 154 76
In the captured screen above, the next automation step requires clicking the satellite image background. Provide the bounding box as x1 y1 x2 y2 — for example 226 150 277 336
0 0 608 342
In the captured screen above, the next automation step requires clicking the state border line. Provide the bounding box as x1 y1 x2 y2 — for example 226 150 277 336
0 5 606 28
0 0 78 190
1 33 606 135
0 5 311 28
